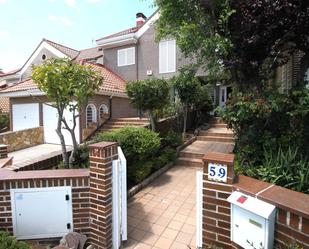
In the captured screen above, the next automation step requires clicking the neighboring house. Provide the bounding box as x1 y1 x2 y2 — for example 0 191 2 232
0 39 138 145
95 11 228 108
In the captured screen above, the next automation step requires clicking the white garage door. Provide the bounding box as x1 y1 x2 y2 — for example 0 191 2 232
43 104 80 146
12 103 40 131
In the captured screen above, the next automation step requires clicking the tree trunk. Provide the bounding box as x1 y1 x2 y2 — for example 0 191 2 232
56 107 69 168
62 108 79 168
182 104 188 140
149 111 156 132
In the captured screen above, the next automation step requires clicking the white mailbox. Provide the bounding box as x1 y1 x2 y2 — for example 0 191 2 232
227 191 276 249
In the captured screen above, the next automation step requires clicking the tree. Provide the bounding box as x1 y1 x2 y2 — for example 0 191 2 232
32 58 103 168
126 78 170 131
171 69 204 138
155 0 309 91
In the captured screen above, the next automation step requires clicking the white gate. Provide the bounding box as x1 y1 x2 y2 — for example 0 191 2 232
112 147 127 249
196 171 203 248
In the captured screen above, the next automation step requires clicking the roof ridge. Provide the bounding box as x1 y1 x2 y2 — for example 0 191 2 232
85 62 126 83
1 78 32 91
96 26 139 41
43 38 80 53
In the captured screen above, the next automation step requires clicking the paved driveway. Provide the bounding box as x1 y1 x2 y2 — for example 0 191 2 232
124 165 199 249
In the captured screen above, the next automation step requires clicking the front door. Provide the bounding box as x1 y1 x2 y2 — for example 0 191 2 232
219 86 232 108
219 86 227 108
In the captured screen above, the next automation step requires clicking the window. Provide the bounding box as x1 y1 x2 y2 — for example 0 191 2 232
159 40 176 74
86 104 97 126
117 47 135 67
99 104 109 119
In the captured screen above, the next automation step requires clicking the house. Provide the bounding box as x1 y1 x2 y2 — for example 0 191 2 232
0 39 139 145
95 11 230 108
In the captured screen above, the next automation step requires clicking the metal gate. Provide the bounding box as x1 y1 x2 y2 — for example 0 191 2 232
112 147 127 249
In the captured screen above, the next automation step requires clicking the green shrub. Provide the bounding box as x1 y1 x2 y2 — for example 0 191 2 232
95 127 161 164
164 130 182 147
128 160 153 184
71 144 90 168
219 89 309 166
0 231 30 249
153 147 177 171
245 147 309 194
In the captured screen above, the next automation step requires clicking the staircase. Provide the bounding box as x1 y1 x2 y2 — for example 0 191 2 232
176 118 234 167
98 117 149 133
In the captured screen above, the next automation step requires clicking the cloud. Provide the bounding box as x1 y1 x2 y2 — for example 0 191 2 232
87 0 101 3
64 0 76 8
0 30 10 40
48 14 74 27
0 0 8 4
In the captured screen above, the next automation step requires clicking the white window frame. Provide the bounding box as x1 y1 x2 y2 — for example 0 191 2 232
159 39 176 74
86 104 97 126
117 47 135 67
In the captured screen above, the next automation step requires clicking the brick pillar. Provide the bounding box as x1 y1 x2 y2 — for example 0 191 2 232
88 142 118 249
0 144 8 158
202 152 235 248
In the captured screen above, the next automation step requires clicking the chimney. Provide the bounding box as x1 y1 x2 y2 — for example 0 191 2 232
136 12 147 27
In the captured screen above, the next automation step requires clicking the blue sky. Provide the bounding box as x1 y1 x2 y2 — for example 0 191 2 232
0 0 155 72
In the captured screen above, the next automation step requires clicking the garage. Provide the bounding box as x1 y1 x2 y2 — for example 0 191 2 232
43 104 80 146
12 103 40 131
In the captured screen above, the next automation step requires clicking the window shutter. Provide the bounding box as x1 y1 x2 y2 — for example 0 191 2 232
159 40 176 73
167 40 176 73
127 47 135 65
118 49 126 67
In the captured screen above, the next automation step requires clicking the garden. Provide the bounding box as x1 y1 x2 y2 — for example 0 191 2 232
155 0 309 195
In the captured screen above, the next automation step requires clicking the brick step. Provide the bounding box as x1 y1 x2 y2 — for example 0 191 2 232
110 118 149 123
100 124 139 129
176 157 203 167
179 151 204 159
209 123 227 128
197 136 234 143
209 118 224 124
106 121 148 126
199 131 233 137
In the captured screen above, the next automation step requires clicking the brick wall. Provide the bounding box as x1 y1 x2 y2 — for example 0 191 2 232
0 142 117 249
0 169 90 236
202 152 309 249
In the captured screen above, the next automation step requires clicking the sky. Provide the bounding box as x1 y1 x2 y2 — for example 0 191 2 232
0 0 155 72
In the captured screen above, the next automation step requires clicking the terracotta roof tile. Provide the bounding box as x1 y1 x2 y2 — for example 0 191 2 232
96 27 139 42
75 46 103 61
0 63 127 96
0 97 9 113
44 39 80 59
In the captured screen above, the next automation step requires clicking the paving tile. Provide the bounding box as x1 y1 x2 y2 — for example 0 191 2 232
175 231 193 245
133 242 152 249
181 224 195 235
155 217 171 227
150 224 166 236
173 214 188 223
168 220 184 230
154 237 174 249
142 232 159 246
161 228 179 240
129 228 147 242
170 241 189 249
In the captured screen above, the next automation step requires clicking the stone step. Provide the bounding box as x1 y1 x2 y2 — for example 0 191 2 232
199 131 233 137
197 136 234 143
176 157 203 167
179 151 204 159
